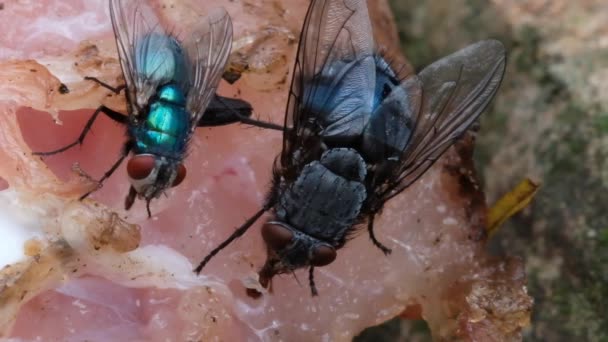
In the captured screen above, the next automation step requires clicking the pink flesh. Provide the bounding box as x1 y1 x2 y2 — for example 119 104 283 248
0 0 532 341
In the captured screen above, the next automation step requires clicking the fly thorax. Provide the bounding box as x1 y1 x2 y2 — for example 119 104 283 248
157 84 187 105
277 148 367 243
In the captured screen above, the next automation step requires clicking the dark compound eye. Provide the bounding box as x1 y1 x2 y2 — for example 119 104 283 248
127 155 156 180
262 222 294 251
172 164 187 187
310 245 336 267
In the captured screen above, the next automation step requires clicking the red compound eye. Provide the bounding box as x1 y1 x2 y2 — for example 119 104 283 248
262 222 294 251
310 245 336 267
127 155 156 180
173 164 187 187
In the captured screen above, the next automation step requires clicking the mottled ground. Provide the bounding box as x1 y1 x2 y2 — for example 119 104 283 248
360 0 608 340
0 1 532 341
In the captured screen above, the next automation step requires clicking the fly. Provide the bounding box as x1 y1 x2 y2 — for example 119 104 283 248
33 0 281 217
194 0 506 296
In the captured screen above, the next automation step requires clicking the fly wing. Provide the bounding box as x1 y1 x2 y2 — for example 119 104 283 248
360 65 422 163
109 0 183 116
281 0 375 173
377 40 507 201
182 8 233 129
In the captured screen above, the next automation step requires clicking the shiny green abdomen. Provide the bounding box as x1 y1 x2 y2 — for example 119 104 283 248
134 84 191 156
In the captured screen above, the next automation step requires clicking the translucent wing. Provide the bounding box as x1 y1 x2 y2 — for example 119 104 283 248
360 56 421 163
109 0 186 116
378 40 507 201
182 8 233 128
281 0 376 173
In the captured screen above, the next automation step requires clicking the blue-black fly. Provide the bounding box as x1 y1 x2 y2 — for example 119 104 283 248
33 0 281 217
194 0 506 296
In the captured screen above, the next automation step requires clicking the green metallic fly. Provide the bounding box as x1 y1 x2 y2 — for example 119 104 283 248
35 0 281 217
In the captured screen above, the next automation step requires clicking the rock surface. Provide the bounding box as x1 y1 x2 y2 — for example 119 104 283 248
386 0 608 340
0 0 532 340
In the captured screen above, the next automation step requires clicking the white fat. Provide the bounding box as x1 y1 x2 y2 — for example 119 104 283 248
0 189 44 268
92 245 211 290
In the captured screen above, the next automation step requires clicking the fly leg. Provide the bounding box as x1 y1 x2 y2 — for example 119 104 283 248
33 105 127 156
199 95 284 131
309 266 318 296
194 205 270 274
367 214 392 255
124 186 138 211
145 199 152 219
84 76 126 94
197 96 252 126
79 141 132 200
233 112 285 131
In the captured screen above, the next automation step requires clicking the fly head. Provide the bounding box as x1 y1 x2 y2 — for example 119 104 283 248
125 154 186 213
259 221 336 290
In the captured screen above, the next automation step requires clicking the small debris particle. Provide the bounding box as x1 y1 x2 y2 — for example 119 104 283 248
58 83 69 94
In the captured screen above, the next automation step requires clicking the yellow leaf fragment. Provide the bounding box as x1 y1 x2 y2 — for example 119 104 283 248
487 178 540 237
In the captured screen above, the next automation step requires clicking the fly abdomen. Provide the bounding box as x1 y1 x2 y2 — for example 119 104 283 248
277 148 367 243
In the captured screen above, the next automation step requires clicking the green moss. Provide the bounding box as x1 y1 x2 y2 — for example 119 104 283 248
523 103 608 340
354 319 432 342
512 26 542 71
593 114 608 133
475 110 508 170
377 0 608 341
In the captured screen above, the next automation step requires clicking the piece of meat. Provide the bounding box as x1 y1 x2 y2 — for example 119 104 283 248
0 0 531 341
